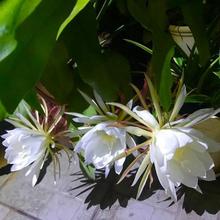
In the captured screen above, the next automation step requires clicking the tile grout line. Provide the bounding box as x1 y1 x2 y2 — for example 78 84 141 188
0 200 43 220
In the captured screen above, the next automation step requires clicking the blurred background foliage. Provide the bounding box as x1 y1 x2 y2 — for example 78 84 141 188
0 0 219 118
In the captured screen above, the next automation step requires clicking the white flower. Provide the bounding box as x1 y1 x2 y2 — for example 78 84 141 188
132 85 220 200
150 127 218 201
2 128 47 172
75 122 126 176
1 99 70 186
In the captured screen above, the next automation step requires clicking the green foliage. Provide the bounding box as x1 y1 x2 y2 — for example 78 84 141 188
0 0 219 117
0 0 73 113
0 0 41 62
78 153 96 181
181 0 210 66
60 4 131 102
57 0 90 39
128 0 174 111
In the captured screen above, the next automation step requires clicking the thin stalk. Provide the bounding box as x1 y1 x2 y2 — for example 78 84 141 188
197 56 220 92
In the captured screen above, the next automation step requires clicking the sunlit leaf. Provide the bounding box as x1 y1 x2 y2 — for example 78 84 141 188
0 0 74 112
0 0 41 61
57 0 90 39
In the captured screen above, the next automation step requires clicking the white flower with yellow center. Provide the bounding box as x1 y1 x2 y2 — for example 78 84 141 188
67 90 135 177
75 122 126 176
109 77 220 200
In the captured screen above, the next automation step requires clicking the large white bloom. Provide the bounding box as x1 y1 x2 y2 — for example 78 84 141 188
1 99 70 186
132 85 220 200
75 122 127 176
2 128 47 172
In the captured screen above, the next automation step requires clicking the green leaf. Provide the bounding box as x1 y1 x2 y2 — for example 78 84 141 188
78 154 96 181
159 47 174 111
61 4 131 101
213 71 220 79
41 42 74 103
83 105 97 117
181 0 210 66
57 0 90 39
0 0 41 61
185 94 210 104
128 0 174 111
0 0 74 112
0 101 7 120
124 39 152 54
127 0 151 29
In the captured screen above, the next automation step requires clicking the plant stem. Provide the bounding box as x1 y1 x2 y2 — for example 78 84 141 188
197 56 220 92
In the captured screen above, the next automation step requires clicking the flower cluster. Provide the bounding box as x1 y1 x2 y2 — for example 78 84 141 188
1 78 220 201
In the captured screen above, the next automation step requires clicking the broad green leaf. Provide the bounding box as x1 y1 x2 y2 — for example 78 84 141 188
159 47 174 111
0 0 74 112
0 101 7 120
185 94 210 104
41 42 74 103
57 0 89 39
16 0 41 26
0 0 41 61
0 0 23 61
181 0 210 65
61 5 131 101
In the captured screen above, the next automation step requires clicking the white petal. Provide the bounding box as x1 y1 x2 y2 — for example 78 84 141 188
126 134 136 148
179 108 220 127
114 157 125 174
150 143 164 166
180 149 206 178
201 169 216 181
154 162 177 201
133 106 159 129
196 151 214 170
155 129 193 157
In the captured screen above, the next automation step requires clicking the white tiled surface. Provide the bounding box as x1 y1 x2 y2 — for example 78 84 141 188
0 153 219 220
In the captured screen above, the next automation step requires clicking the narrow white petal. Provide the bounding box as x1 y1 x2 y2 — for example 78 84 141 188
201 169 216 181
114 158 125 174
179 108 220 127
133 106 159 129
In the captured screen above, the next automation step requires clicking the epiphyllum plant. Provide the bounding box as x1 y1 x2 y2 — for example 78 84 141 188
109 76 220 201
1 97 71 186
67 90 136 177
